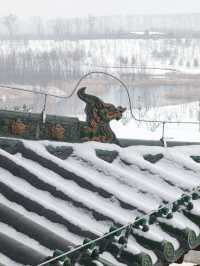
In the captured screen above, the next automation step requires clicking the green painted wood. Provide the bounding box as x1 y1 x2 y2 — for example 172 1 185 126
159 222 197 250
109 243 153 266
95 149 119 163
0 110 80 142
183 210 200 226
191 156 200 163
173 234 200 264
132 232 175 263
119 138 200 147
46 146 73 160
143 154 164 164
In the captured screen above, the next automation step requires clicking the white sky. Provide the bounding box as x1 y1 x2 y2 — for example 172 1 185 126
0 0 200 18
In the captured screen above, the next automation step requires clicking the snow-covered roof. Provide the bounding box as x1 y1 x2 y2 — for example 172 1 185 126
0 138 199 266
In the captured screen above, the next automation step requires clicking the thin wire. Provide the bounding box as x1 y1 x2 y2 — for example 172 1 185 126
75 72 199 125
36 186 199 266
0 71 199 125
0 72 124 99
0 84 68 99
91 65 178 72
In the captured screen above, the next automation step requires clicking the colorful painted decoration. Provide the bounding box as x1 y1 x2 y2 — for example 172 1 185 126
10 119 27 135
78 87 126 143
48 123 65 140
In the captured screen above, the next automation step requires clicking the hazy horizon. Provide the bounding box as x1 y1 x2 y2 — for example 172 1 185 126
0 0 200 18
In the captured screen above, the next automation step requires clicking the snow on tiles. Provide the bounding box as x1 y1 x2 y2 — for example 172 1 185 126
0 138 199 265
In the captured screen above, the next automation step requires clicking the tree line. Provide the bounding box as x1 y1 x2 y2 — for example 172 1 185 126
1 14 200 40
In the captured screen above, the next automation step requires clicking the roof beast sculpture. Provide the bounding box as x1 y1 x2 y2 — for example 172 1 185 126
78 87 126 143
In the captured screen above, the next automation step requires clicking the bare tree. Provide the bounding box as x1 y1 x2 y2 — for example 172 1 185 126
34 17 45 39
88 15 96 34
3 14 18 39
51 19 65 40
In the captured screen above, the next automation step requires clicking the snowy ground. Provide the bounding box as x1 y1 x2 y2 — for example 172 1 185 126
111 101 200 142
